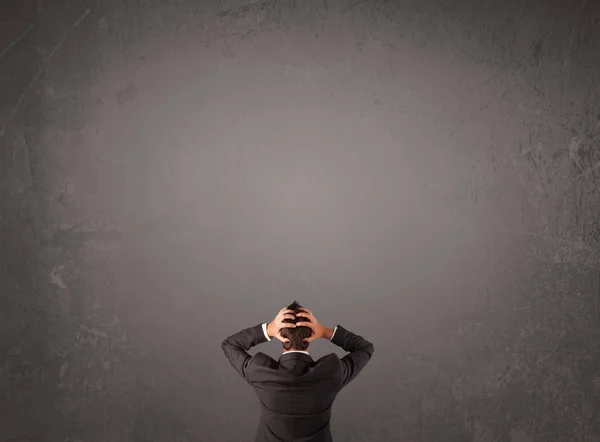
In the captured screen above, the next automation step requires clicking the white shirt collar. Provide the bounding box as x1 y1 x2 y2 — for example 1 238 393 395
282 350 310 355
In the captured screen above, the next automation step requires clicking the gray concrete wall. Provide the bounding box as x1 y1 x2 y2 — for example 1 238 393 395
1 0 599 441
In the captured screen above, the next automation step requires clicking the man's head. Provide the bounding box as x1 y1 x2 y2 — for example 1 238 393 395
280 300 313 352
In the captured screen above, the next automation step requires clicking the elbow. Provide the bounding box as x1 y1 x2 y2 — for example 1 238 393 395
367 343 375 358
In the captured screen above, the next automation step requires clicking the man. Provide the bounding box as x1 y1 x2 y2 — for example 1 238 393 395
221 301 375 442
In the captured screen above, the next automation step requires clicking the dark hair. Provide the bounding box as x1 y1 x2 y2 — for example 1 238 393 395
280 300 313 351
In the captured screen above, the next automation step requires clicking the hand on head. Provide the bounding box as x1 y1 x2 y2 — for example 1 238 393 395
267 307 296 343
268 305 324 344
294 308 323 343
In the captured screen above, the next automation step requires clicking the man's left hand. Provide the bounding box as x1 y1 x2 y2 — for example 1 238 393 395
267 308 296 342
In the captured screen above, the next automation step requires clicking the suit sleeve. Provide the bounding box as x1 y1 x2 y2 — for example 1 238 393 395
330 325 374 389
221 323 270 382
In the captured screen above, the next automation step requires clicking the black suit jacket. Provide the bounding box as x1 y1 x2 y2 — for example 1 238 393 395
222 323 374 442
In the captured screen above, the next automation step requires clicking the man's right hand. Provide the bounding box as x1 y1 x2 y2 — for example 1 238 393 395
295 308 334 342
267 308 296 343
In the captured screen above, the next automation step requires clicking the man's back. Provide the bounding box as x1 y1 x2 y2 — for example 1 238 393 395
222 321 374 442
249 352 342 441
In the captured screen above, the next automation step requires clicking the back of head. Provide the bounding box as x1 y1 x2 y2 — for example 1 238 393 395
280 300 313 351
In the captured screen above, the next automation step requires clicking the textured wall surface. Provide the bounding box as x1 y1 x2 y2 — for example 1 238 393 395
1 0 599 441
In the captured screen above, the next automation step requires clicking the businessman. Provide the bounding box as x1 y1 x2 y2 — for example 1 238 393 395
221 301 375 442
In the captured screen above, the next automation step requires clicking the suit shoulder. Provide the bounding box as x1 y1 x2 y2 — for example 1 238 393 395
253 351 268 361
319 353 343 373
252 352 277 367
317 353 340 364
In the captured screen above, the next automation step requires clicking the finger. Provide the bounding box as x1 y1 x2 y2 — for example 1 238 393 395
295 312 310 318
280 323 296 328
295 321 313 328
282 314 295 320
280 309 294 316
